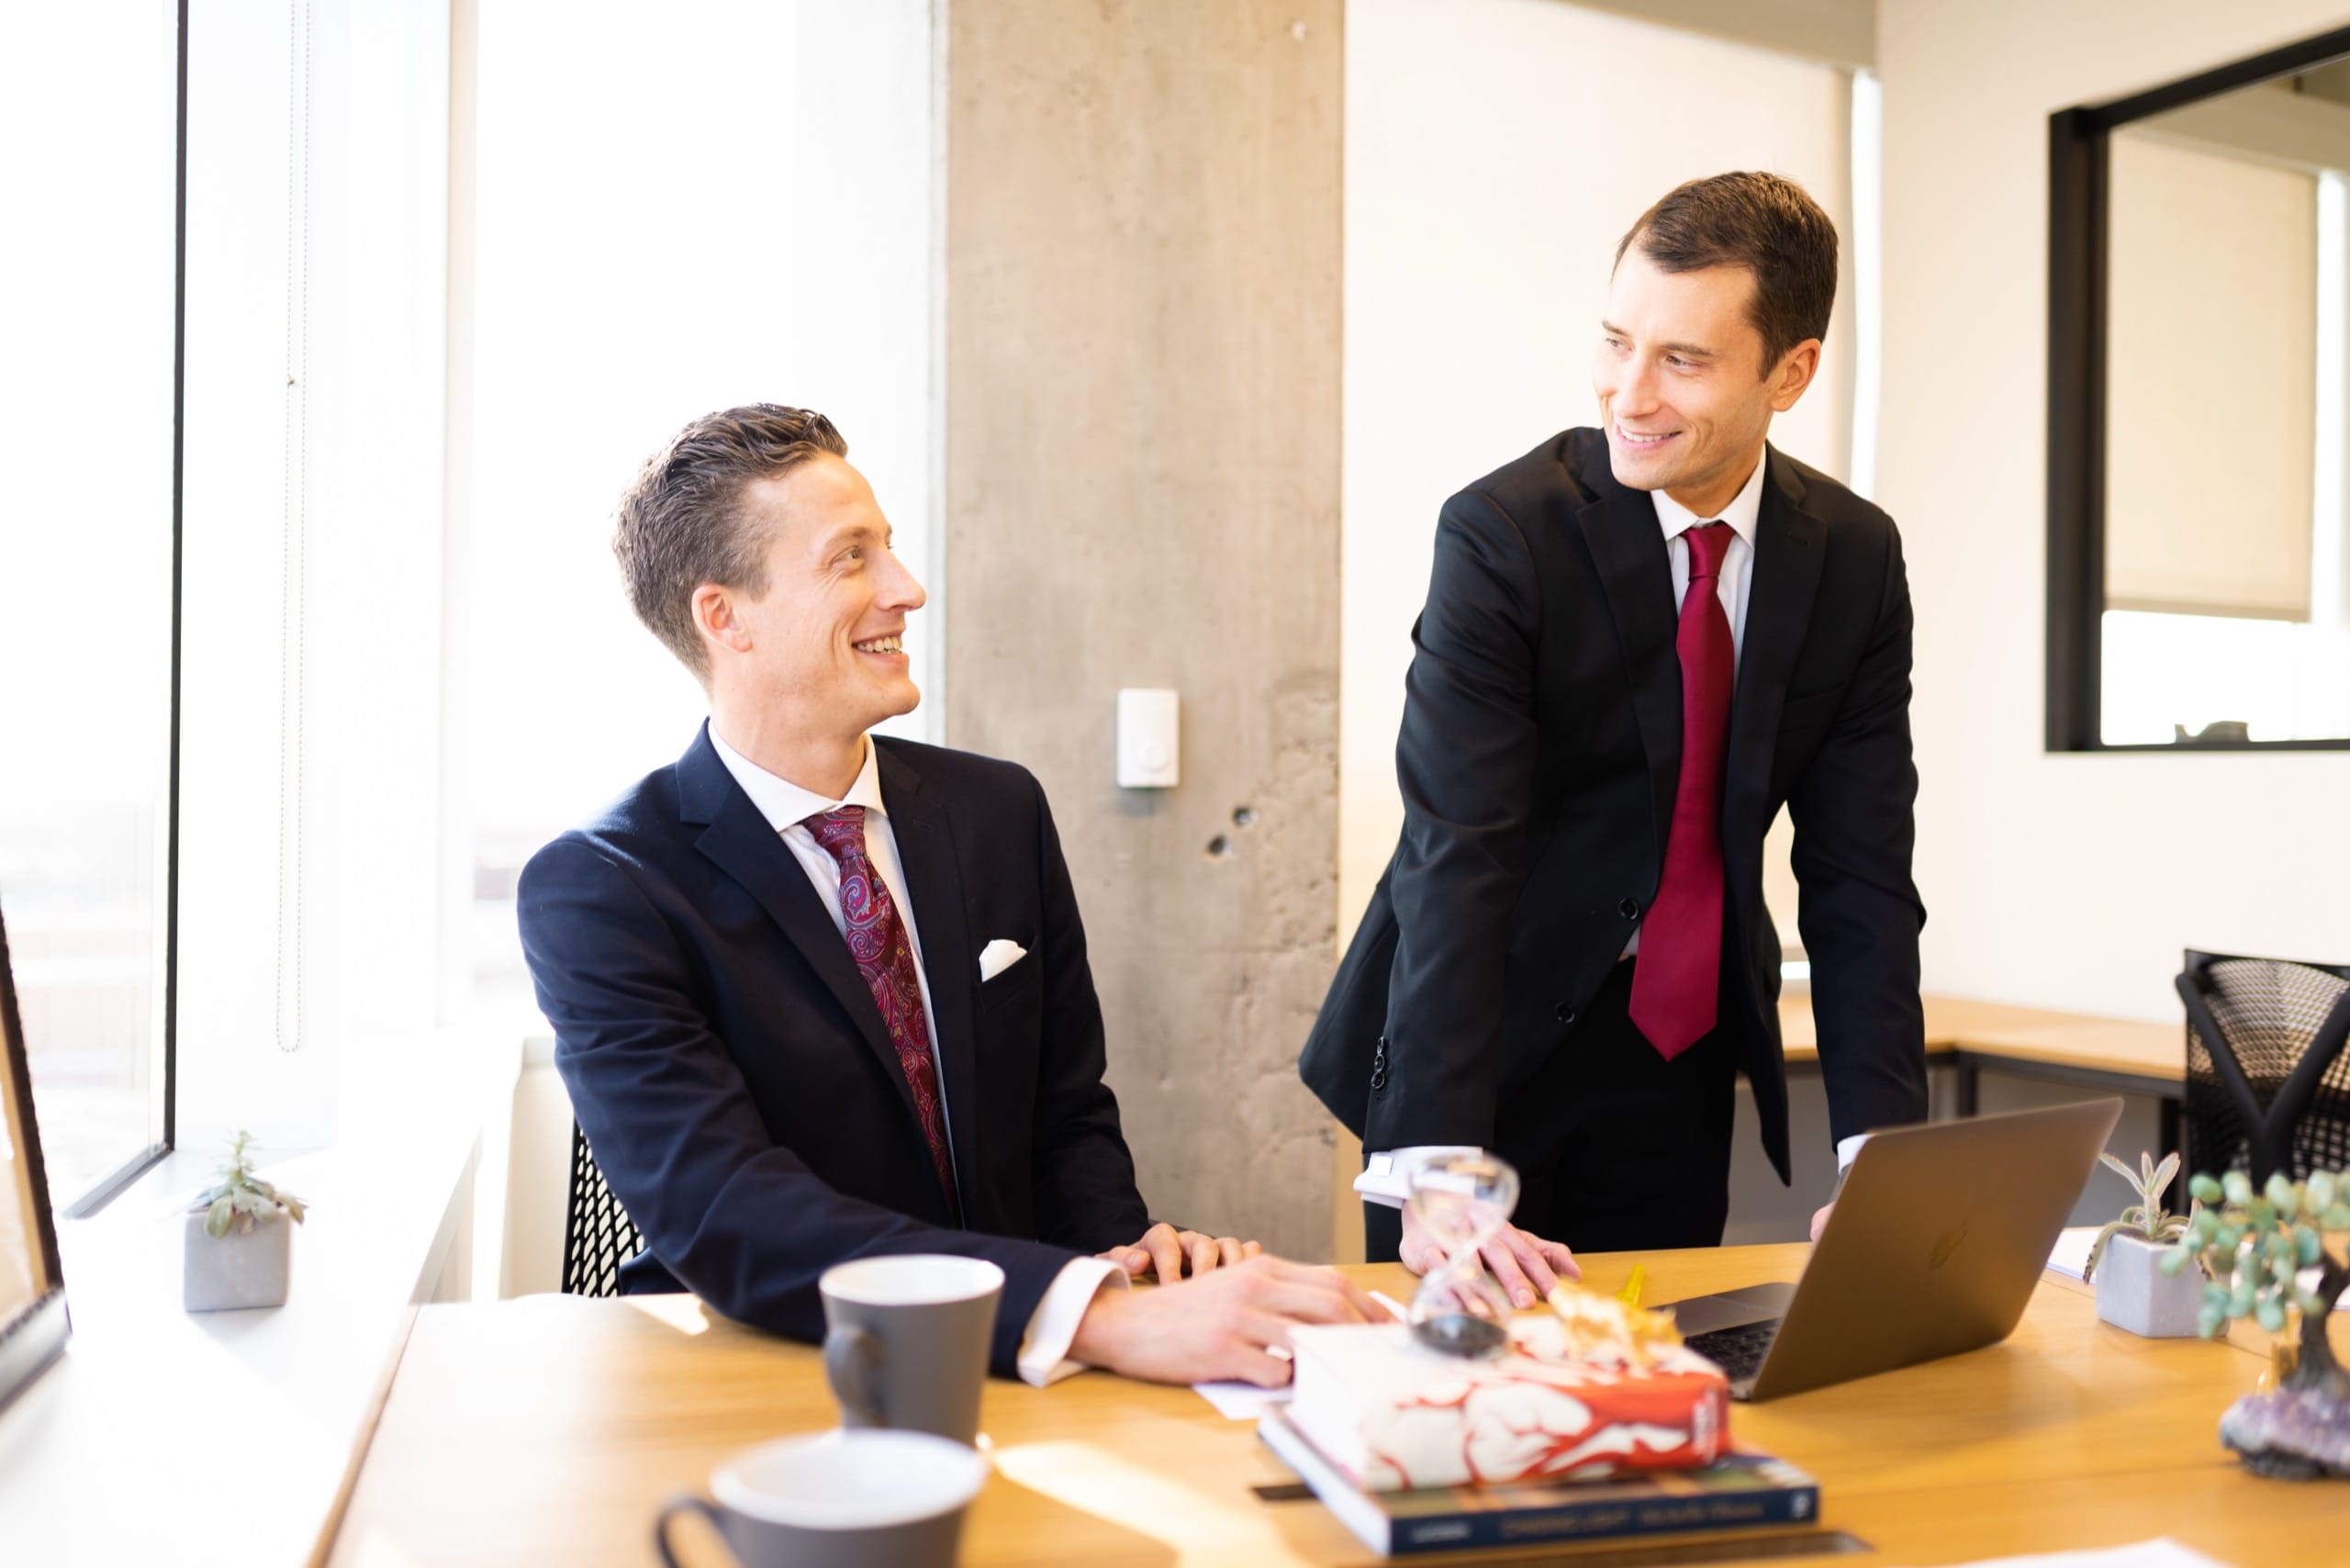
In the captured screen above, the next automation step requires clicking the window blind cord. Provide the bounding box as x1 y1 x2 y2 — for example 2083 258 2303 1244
275 0 312 1056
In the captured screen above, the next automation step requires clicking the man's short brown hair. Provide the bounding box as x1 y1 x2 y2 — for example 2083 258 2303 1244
613 404 848 679
1615 172 1838 373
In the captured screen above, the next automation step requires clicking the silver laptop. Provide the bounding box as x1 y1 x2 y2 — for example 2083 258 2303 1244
1662 1098 2124 1401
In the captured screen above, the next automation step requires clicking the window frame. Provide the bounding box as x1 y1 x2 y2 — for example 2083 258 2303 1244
2046 22 2350 753
51 0 185 1217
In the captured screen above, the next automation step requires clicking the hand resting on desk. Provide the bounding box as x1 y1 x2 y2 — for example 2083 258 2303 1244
1098 1221 1263 1282
1069 1255 1382 1387
1399 1206 1580 1309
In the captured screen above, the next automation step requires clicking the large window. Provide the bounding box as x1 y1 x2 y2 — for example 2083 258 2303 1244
0 3 182 1210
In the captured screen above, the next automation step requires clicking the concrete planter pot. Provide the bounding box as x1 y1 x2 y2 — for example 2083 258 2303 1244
2094 1231 2204 1338
184 1208 293 1312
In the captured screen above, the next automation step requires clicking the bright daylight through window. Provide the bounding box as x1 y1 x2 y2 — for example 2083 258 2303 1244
0 6 180 1209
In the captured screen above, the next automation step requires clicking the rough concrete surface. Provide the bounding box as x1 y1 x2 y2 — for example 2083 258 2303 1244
945 2 1344 1258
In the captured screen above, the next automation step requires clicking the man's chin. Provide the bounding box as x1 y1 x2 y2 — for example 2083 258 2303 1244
1606 445 1676 494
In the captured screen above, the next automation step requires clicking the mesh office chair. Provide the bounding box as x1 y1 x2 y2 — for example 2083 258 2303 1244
2176 950 2350 1185
560 1121 646 1297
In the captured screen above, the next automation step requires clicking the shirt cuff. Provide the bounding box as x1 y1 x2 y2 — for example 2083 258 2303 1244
1354 1146 1487 1209
1836 1133 1872 1172
1017 1257 1125 1386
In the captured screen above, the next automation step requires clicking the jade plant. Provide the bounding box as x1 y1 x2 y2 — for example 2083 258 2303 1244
196 1130 308 1238
2159 1165 2349 1397
2081 1149 2192 1282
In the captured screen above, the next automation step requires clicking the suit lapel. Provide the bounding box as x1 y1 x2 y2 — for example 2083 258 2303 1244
877 744 981 1222
675 727 922 1133
1724 449 1826 848
1575 462 1683 856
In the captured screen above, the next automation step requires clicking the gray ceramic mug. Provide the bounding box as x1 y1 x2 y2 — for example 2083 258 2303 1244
820 1255 1004 1445
653 1429 990 1568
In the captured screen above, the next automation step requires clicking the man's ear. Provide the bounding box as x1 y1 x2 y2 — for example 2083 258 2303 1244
1767 339 1823 413
692 582 752 660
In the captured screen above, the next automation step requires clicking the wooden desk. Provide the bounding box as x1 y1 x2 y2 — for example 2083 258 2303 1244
324 1249 2346 1567
1785 993 2187 1157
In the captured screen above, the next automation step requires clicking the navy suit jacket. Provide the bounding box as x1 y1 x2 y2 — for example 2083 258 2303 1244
1302 431 1929 1184
518 726 1151 1375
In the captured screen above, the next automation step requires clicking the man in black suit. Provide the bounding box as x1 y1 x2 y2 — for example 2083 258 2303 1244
522 405 1371 1388
1303 173 1929 1297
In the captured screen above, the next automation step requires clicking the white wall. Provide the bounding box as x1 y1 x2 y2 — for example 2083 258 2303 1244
1340 0 1859 938
1878 0 2350 1022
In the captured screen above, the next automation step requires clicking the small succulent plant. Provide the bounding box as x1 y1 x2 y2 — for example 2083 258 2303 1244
196 1130 308 1238
2082 1149 2192 1282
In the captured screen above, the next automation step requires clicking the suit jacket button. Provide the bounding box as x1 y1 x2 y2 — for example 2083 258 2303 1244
1617 897 1639 920
1555 1003 1575 1024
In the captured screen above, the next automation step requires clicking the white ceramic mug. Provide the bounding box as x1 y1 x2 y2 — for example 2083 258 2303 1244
653 1428 990 1568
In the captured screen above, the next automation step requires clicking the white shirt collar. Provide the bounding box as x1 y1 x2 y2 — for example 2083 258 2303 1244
1650 446 1768 549
707 726 889 835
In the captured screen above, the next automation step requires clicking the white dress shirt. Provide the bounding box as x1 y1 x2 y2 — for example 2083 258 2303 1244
708 727 1121 1384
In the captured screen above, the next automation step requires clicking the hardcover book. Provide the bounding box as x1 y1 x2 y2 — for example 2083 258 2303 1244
1259 1405 1821 1559
1284 1317 1730 1492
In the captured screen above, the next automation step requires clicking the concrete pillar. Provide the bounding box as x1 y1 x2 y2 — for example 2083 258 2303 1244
942 1 1344 1259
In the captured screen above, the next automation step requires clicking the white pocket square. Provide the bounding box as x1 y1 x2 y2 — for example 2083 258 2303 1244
978 938 1028 982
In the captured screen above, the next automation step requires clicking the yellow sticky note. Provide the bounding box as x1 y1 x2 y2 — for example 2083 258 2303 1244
1615 1264 1645 1308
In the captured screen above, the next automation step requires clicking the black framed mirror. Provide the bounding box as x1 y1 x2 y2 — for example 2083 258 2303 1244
2050 25 2350 751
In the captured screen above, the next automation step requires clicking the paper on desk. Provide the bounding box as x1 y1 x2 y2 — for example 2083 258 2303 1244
1902 1538 2229 1568
2046 1225 2098 1280
1192 1379 1293 1419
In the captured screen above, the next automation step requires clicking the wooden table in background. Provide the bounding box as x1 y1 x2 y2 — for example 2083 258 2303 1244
323 1249 2346 1567
1784 993 2187 1156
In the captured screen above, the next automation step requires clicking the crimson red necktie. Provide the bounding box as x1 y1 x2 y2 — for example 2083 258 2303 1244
808 806 957 1205
1628 521 1735 1061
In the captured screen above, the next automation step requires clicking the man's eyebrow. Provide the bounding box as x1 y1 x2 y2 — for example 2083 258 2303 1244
817 522 879 553
1600 320 1719 358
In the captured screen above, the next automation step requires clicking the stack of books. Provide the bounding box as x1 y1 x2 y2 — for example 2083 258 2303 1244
1261 1317 1820 1558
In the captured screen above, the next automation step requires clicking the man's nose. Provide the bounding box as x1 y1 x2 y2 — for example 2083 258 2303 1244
884 556 927 610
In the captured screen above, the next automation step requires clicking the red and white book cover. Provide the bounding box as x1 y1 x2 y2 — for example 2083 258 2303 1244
1284 1317 1730 1493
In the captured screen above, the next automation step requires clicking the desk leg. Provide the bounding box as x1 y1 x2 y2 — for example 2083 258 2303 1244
1955 1057 1980 1119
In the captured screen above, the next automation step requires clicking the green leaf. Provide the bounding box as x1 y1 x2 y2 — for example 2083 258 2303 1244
2192 1208 2218 1243
2224 1170 2255 1207
2198 1302 2226 1338
2156 1239 2193 1276
205 1196 234 1239
2299 1226 2323 1267
2190 1172 2224 1205
2149 1151 2179 1204
2322 1204 2350 1232
2098 1150 2138 1188
2266 1173 2299 1217
2309 1171 2337 1212
2256 1298 2287 1334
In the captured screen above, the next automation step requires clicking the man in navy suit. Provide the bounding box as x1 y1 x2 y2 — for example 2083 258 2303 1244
520 405 1372 1387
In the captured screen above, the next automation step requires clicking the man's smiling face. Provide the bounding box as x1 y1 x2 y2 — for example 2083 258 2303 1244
726 453 926 743
1592 247 1790 510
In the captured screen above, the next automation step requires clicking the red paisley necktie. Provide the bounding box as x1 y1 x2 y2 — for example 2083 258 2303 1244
807 806 957 1206
1628 521 1735 1061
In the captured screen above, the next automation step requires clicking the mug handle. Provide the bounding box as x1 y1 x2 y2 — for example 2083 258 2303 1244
654 1494 736 1568
823 1322 886 1427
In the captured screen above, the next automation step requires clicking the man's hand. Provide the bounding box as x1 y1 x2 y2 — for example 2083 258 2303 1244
1098 1221 1261 1281
1398 1206 1580 1309
1809 1202 1834 1241
1069 1255 1381 1387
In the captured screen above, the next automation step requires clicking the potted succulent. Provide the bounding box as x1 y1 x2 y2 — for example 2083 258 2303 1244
2082 1149 2204 1337
184 1131 308 1312
2159 1165 2350 1479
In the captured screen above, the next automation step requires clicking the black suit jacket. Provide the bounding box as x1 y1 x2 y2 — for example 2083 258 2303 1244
518 726 1150 1375
1302 430 1928 1182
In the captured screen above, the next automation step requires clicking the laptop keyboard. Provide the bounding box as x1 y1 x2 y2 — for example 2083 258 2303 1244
1684 1317 1783 1383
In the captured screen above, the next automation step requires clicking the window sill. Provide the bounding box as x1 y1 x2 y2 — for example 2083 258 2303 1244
0 1026 500 1565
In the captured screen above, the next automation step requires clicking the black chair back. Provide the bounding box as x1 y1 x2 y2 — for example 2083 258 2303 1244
2177 950 2350 1184
560 1121 645 1297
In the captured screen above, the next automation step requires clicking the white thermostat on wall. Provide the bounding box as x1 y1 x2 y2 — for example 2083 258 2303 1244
1116 688 1181 789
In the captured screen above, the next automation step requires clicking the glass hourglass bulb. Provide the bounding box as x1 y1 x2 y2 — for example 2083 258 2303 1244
1402 1149 1522 1358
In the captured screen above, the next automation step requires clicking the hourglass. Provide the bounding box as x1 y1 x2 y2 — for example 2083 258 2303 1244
1402 1148 1521 1358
